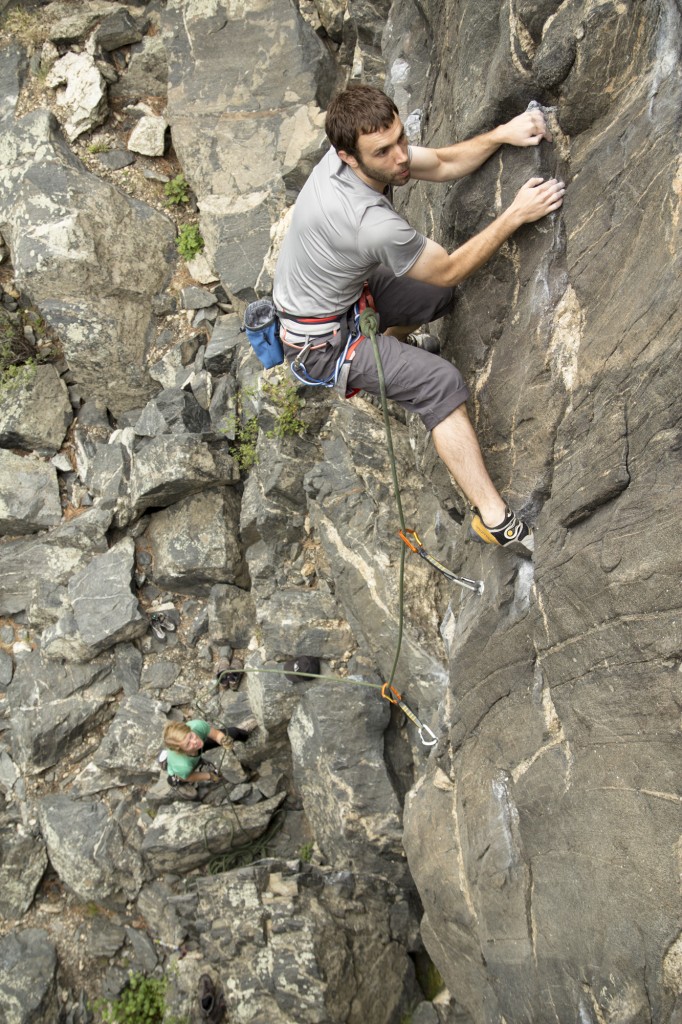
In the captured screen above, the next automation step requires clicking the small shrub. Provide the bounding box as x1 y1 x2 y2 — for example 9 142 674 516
299 842 314 862
0 330 37 394
87 141 110 154
176 223 204 261
164 173 190 206
232 415 259 470
262 377 306 439
93 971 187 1024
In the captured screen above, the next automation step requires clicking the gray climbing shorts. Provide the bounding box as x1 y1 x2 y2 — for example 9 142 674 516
289 267 469 432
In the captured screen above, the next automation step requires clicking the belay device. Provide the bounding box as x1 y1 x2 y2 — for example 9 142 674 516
242 297 284 369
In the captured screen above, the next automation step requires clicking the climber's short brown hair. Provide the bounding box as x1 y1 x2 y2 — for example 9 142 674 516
325 85 400 157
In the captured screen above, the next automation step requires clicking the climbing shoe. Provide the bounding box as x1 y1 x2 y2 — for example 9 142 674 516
216 657 244 690
149 614 166 641
406 332 439 353
470 506 534 555
198 974 226 1022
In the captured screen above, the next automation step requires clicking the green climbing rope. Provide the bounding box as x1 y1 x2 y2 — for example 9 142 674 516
358 306 407 690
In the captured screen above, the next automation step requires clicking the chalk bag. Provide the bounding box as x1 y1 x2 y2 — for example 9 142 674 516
243 297 283 369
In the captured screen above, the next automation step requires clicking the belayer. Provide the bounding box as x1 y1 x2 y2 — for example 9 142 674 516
162 718 251 785
272 85 565 554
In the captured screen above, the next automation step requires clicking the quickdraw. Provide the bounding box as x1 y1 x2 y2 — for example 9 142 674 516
381 683 437 747
399 528 484 595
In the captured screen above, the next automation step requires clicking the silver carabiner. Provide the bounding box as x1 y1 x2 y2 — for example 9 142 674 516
418 723 438 747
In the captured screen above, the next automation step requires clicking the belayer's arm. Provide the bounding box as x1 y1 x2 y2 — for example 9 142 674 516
407 176 565 288
409 109 552 183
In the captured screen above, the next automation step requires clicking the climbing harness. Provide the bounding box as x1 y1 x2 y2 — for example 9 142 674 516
381 683 437 747
399 528 484 595
283 286 374 397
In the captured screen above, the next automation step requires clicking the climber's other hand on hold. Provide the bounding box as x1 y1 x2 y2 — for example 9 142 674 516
498 108 553 147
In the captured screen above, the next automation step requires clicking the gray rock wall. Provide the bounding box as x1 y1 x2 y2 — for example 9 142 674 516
0 1 679 1023
391 2 682 1022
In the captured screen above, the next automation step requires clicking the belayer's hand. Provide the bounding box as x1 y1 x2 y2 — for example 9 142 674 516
510 176 565 225
501 109 553 147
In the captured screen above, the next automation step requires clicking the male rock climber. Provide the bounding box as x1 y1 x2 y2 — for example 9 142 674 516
272 85 565 554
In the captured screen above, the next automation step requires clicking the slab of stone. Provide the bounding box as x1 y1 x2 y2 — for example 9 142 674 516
127 114 168 156
146 486 246 593
0 109 176 416
134 388 210 436
289 684 404 878
8 646 124 772
0 450 61 536
46 51 108 141
94 8 143 51
96 149 135 170
61 538 145 655
204 314 242 375
93 692 168 783
122 435 238 525
181 285 216 310
39 794 142 905
0 506 111 617
208 583 256 648
140 792 285 872
161 0 333 298
0 827 48 920
0 929 60 1024
0 363 72 454
110 33 168 100
48 0 129 42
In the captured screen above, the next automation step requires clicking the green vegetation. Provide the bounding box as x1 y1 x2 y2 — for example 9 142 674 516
414 953 445 1000
230 413 260 471
93 972 186 1024
261 377 306 439
0 302 58 396
87 141 110 154
218 375 306 472
175 223 204 261
0 316 35 395
299 842 314 863
164 173 191 206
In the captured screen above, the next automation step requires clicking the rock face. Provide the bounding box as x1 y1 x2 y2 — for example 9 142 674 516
161 0 336 298
0 1 679 1023
0 109 175 415
390 2 682 1022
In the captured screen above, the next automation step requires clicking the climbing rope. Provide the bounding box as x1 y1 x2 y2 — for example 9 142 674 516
359 306 409 692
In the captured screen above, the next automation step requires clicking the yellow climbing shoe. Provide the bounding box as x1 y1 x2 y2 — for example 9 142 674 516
470 506 534 555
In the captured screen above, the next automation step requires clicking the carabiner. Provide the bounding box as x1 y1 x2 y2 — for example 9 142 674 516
381 682 438 748
399 528 484 595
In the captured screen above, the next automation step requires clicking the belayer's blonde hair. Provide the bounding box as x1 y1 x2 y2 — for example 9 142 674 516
163 721 192 753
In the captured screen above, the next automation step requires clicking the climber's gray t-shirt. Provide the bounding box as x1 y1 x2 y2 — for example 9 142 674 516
273 147 426 335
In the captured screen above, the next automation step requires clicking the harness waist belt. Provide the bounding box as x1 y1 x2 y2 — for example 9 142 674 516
276 309 346 326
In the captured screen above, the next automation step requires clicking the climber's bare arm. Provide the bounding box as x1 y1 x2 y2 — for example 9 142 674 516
407 176 565 287
409 110 553 183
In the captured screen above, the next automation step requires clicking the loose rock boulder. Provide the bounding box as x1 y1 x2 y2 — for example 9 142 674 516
0 110 176 415
0 450 61 536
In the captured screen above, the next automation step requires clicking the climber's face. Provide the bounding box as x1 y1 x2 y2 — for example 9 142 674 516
180 731 203 754
339 116 411 191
